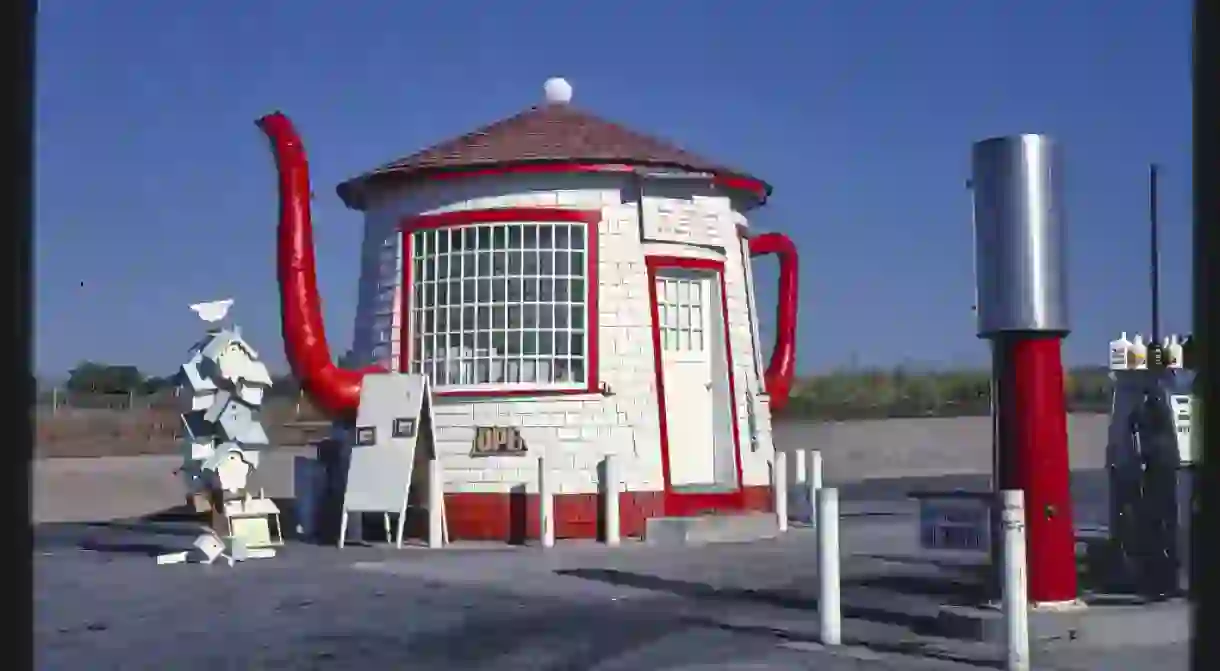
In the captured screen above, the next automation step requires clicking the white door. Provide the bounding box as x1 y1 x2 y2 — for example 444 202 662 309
657 273 717 486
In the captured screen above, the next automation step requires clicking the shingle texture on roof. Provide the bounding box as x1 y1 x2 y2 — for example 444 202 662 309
336 103 767 209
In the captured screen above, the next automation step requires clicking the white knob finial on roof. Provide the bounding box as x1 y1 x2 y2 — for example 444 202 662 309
544 77 572 105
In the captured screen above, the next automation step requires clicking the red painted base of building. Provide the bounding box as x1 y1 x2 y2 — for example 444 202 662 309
405 486 775 542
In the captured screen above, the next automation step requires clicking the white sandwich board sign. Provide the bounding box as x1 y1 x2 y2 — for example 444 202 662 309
339 373 436 547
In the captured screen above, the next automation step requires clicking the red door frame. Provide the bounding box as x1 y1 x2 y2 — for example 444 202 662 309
645 255 746 516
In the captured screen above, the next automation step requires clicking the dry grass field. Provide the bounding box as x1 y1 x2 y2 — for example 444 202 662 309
34 397 331 458
35 391 1111 471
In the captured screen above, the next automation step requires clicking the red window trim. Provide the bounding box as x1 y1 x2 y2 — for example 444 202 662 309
645 255 747 516
398 207 601 398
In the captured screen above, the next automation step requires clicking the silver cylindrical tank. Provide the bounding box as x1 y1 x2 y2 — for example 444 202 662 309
970 135 1070 337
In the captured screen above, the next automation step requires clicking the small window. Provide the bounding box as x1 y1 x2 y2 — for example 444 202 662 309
655 277 707 353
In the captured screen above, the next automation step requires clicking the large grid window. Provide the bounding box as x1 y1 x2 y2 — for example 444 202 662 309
407 221 590 391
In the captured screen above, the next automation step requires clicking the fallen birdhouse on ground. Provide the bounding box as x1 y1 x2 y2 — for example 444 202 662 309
223 490 284 549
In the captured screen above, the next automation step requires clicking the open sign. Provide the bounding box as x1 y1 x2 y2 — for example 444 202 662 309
471 426 528 456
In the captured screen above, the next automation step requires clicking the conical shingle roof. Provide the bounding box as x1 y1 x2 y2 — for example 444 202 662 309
336 102 769 210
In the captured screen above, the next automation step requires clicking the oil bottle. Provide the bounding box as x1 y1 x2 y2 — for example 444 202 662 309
1128 334 1148 370
1110 332 1132 370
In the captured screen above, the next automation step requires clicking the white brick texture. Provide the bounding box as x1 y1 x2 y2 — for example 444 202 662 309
349 173 775 495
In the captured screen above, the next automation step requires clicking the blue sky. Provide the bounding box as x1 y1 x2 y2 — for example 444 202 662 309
35 1 1193 378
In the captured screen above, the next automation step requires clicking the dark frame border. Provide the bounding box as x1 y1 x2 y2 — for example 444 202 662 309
5 0 36 667
1192 0 1218 666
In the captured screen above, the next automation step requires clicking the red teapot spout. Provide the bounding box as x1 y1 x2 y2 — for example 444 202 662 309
255 112 382 420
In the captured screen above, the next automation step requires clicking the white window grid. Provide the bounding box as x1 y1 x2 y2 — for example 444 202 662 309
656 276 706 353
407 221 589 390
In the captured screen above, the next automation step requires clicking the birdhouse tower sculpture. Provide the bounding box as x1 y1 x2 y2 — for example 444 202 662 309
176 300 276 525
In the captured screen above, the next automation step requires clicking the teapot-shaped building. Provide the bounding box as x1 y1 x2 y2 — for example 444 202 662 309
257 80 799 541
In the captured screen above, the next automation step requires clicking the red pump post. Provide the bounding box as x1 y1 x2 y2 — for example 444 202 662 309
971 135 1079 605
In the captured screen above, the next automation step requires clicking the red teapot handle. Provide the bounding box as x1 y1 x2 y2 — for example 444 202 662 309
748 232 799 412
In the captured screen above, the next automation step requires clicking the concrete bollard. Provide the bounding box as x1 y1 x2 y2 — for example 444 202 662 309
603 454 621 546
1001 489 1030 671
773 450 788 532
539 456 555 548
817 487 841 645
807 450 823 525
427 459 445 549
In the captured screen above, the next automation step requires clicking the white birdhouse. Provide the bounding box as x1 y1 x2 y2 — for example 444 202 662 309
180 438 215 463
177 411 215 493
203 448 252 493
215 441 261 470
241 355 273 384
191 532 229 564
236 380 268 407
235 356 274 408
223 492 283 550
204 390 270 446
199 332 250 384
180 351 218 401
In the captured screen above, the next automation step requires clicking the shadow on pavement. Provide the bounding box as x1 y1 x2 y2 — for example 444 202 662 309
686 618 1001 669
846 573 991 604
390 602 686 670
34 498 306 557
557 567 993 640
556 568 1002 668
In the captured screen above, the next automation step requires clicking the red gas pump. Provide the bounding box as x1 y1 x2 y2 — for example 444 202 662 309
971 135 1079 605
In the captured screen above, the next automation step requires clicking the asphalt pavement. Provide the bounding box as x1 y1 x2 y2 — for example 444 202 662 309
34 471 1188 670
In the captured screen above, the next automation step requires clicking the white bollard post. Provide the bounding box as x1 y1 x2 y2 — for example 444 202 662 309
427 459 445 549
1001 489 1030 671
817 487 841 646
539 456 555 548
807 449 823 525
773 450 789 532
603 454 621 547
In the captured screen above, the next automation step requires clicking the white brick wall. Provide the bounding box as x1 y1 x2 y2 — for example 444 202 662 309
350 173 775 495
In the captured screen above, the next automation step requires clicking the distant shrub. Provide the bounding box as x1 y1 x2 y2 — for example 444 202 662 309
777 366 1110 421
